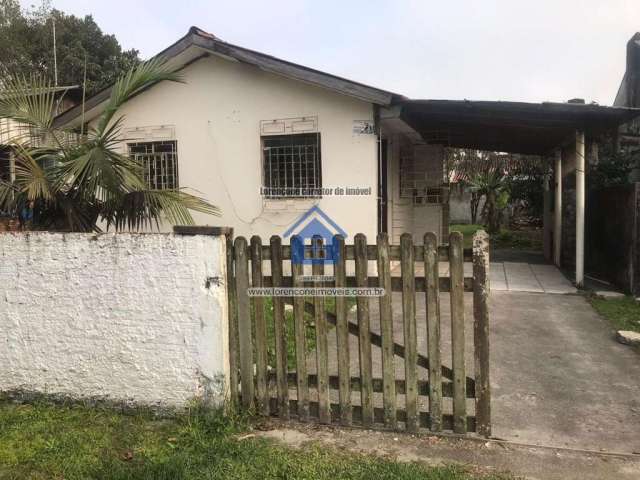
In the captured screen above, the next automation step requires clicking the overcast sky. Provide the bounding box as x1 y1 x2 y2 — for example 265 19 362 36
21 0 640 105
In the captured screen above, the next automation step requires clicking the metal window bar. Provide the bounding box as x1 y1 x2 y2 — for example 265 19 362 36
128 141 178 190
262 133 321 198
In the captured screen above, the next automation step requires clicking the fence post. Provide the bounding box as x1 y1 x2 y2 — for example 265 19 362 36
400 233 418 433
291 235 309 421
226 236 239 408
312 236 330 424
449 231 467 434
270 235 289 419
377 232 396 429
473 230 491 437
250 236 269 415
334 235 351 425
234 237 254 409
355 233 374 426
424 232 442 432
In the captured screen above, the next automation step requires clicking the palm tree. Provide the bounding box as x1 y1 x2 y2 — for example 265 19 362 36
0 58 219 232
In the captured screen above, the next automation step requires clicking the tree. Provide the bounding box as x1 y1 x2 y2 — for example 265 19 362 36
448 149 546 234
0 0 140 95
0 59 219 232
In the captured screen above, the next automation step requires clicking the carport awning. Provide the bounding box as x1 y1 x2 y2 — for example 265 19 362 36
397 99 640 155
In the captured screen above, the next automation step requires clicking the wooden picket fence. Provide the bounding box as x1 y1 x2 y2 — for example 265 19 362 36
226 231 491 437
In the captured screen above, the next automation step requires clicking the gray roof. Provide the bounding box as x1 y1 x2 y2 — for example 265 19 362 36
54 27 404 126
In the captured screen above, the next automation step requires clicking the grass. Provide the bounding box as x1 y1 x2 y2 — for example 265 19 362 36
449 224 542 251
0 401 514 480
589 295 640 333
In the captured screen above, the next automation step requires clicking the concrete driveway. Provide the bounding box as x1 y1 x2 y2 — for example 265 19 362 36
491 290 640 452
308 285 640 453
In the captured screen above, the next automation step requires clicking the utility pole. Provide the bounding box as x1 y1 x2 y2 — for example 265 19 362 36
52 17 58 87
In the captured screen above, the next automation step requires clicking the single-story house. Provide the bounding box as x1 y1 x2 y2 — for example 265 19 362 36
54 27 640 286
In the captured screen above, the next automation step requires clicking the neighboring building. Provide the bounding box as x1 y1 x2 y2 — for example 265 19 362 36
55 26 640 290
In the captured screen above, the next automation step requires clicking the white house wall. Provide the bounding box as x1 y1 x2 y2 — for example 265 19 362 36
387 134 445 244
95 55 378 242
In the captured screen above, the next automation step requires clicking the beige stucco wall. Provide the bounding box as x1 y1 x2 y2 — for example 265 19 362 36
96 55 378 242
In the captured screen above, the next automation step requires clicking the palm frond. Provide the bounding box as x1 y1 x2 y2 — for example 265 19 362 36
0 74 56 136
11 143 57 202
102 189 220 232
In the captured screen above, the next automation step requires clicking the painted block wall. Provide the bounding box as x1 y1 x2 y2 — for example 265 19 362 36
0 232 229 408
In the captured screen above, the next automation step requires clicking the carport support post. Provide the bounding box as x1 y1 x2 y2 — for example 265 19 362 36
576 130 586 288
542 172 552 261
553 149 562 267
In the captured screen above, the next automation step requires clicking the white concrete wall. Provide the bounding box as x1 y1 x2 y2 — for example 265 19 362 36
97 54 378 241
0 232 229 408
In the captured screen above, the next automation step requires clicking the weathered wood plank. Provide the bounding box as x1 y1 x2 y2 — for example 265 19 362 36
449 232 467 434
268 398 477 432
259 275 475 292
226 237 239 408
355 234 374 427
377 233 396 429
270 236 289 419
333 235 351 425
234 237 254 409
401 233 418 432
424 232 442 432
250 236 269 416
473 230 491 438
257 244 473 262
291 235 309 421
312 238 330 424
295 299 476 393
266 372 474 398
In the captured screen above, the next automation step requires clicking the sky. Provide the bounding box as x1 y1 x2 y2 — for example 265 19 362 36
20 0 640 105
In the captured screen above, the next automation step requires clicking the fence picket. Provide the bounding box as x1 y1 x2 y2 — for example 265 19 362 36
270 236 289 419
400 233 418 432
250 236 269 415
334 235 351 425
234 237 253 409
424 232 442 432
229 232 488 436
376 233 396 429
226 237 239 408
291 235 309 421
473 230 491 437
355 233 373 426
449 232 467 433
312 237 331 424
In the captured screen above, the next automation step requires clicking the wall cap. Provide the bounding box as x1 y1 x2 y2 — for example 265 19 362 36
173 225 233 237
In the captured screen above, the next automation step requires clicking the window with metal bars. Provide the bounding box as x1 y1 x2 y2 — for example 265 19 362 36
128 141 178 190
261 133 321 198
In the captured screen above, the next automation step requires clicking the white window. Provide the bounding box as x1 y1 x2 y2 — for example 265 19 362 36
399 148 443 204
261 133 321 198
128 141 178 190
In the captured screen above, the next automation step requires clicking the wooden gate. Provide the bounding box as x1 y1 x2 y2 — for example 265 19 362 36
226 231 491 437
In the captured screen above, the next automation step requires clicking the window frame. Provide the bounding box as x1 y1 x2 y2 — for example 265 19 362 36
127 140 179 191
260 132 322 199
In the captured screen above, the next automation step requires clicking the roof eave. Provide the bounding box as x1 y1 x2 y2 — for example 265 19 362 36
54 28 401 127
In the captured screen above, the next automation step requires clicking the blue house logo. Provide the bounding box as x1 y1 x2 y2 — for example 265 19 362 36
283 206 347 264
